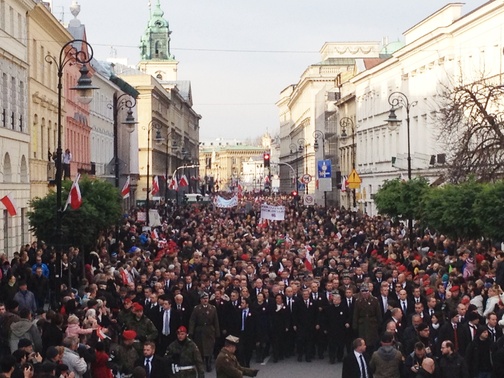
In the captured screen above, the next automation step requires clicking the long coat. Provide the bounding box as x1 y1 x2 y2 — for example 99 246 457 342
166 337 204 378
215 347 256 378
352 295 382 347
188 304 220 357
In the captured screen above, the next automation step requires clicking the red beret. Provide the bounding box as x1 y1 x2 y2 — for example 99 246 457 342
177 326 187 333
124 298 132 304
423 280 430 287
450 286 460 292
132 302 144 312
123 330 137 340
398 265 407 272
461 297 470 305
425 288 434 296
371 250 378 257
427 251 434 257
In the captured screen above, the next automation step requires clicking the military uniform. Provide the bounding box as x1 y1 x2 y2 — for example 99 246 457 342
188 304 220 358
215 348 257 378
125 315 159 342
109 342 141 375
166 337 205 378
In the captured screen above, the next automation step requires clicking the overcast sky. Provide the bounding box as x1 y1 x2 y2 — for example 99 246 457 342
50 0 486 140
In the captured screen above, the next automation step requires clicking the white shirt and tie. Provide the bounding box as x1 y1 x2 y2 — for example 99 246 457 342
163 309 171 336
354 351 368 378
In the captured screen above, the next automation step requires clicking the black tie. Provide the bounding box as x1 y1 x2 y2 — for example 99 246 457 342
490 329 496 342
359 354 367 378
145 358 151 378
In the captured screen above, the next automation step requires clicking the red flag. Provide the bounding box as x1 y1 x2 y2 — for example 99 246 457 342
168 176 178 191
179 175 189 187
121 175 130 199
151 176 160 196
0 193 17 216
65 174 82 211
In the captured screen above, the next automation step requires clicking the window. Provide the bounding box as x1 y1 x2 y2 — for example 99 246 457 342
3 153 12 182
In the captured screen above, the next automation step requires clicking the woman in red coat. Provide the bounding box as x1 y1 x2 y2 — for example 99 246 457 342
91 342 113 378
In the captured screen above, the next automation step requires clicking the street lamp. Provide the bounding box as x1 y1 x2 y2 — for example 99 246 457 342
144 121 162 226
297 138 308 193
313 130 326 208
385 91 418 249
109 94 137 188
155 130 177 200
289 143 299 191
340 117 357 208
46 39 97 284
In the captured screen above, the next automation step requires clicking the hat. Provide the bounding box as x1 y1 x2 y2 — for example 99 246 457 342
177 326 187 333
46 346 59 360
18 338 32 348
450 286 460 292
417 323 429 332
132 303 144 312
124 298 132 304
225 335 240 345
425 288 434 296
461 297 470 305
200 292 209 299
360 284 369 292
123 330 137 340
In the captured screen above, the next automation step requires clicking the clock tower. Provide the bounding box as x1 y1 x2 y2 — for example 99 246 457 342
138 0 178 81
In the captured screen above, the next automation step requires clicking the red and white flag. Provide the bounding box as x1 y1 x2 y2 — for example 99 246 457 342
341 175 348 192
168 176 178 191
179 174 189 187
0 193 17 216
151 176 160 196
64 174 82 211
121 175 130 199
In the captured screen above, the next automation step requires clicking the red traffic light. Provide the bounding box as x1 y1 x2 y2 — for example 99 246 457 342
263 153 270 160
291 190 298 197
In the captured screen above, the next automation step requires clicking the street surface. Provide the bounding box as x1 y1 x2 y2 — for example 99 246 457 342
207 354 342 378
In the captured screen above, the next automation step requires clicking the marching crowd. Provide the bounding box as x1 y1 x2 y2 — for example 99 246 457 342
0 193 504 378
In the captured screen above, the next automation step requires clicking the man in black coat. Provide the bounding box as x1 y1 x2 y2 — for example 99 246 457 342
342 337 373 378
293 288 317 362
237 298 256 368
156 297 180 355
323 293 350 364
135 341 166 378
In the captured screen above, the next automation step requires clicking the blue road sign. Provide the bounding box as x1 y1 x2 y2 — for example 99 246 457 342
317 160 332 178
298 183 305 191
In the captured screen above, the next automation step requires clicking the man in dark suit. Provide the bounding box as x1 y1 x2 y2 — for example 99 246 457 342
398 289 414 319
435 311 459 357
378 282 392 325
486 312 502 345
135 341 166 378
172 293 191 328
342 337 373 378
457 311 480 355
283 286 298 358
156 297 179 355
293 288 317 362
324 293 350 364
236 298 256 368
342 287 356 354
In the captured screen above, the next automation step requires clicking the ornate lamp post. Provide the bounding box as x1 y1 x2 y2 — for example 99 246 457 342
385 91 417 249
144 121 162 225
46 39 97 283
340 117 357 208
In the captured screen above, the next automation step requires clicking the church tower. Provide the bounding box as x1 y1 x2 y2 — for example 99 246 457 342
137 0 178 81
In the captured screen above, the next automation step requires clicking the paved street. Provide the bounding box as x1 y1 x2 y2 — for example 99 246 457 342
206 355 342 378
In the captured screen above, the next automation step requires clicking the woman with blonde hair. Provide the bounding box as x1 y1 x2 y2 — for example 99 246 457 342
483 284 503 317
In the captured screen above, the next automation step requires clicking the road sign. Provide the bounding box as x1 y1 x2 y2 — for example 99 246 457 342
347 169 362 189
297 183 305 191
304 194 315 206
317 160 332 178
301 174 312 184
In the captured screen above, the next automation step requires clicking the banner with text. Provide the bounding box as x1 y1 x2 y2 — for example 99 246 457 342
260 204 285 221
215 195 238 208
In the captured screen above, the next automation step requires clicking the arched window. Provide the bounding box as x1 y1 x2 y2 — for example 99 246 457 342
20 155 28 183
3 153 12 182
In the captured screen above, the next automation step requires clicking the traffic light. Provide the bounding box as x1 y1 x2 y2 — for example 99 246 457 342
263 152 270 168
291 190 299 202
291 190 298 197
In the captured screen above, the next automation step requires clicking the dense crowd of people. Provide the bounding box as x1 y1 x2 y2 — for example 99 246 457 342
1 193 504 378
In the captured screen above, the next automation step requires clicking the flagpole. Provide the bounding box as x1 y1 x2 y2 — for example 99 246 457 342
144 121 161 226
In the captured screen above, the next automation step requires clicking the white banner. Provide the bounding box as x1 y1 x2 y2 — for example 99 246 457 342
215 195 238 208
260 204 285 221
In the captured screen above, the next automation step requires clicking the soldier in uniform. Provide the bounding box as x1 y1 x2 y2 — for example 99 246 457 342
125 303 159 343
109 329 141 376
165 326 205 378
215 335 258 378
353 283 382 353
189 292 220 372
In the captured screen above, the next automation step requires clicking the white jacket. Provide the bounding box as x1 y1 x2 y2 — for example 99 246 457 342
62 347 87 378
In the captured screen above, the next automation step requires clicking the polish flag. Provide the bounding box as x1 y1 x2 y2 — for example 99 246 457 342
179 175 189 187
0 193 17 216
168 176 178 191
121 176 130 199
341 175 348 192
64 174 82 211
151 176 160 196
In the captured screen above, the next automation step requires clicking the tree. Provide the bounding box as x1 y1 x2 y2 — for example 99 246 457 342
420 179 483 241
28 176 122 253
437 78 504 183
374 177 429 221
474 180 504 241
